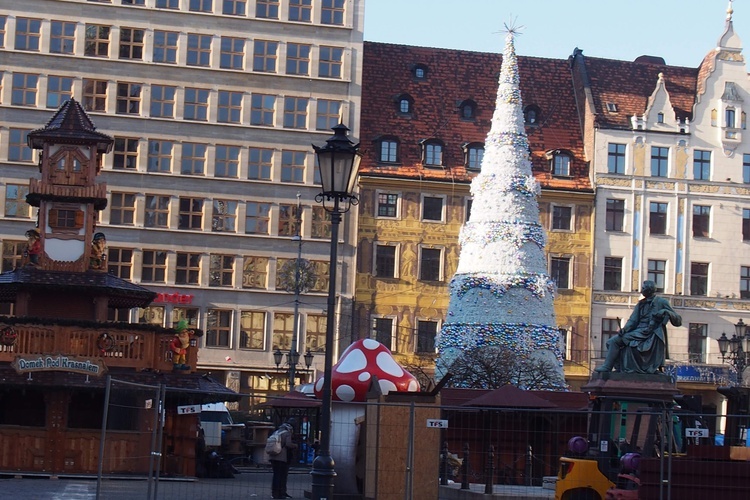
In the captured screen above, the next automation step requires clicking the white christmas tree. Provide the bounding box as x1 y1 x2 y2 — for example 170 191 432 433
436 31 566 390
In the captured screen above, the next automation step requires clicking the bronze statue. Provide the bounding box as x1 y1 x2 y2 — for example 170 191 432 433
595 280 682 374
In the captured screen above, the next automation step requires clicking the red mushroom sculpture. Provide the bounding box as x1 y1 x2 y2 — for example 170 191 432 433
314 338 420 402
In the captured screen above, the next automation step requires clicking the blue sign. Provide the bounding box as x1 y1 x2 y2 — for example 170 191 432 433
664 363 736 386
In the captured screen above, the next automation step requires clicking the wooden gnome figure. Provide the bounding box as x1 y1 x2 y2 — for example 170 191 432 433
89 232 107 271
170 319 202 371
23 229 42 267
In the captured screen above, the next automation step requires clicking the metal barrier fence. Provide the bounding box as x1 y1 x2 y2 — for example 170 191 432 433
35 393 750 499
96 376 165 500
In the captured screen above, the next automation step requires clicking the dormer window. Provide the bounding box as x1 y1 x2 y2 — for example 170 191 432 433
463 142 484 170
459 99 477 120
547 149 572 177
657 112 664 124
524 104 541 125
421 139 444 167
397 93 413 115
606 102 618 113
413 64 428 80
378 136 399 163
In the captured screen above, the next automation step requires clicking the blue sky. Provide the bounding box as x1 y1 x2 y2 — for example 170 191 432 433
363 0 746 68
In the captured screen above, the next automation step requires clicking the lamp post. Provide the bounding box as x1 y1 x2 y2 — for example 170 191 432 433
290 193 303 390
274 347 315 382
310 123 361 500
718 319 750 375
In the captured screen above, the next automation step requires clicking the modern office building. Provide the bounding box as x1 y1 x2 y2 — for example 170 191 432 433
0 0 364 402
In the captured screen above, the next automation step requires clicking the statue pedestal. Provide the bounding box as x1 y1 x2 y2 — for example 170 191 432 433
583 372 679 401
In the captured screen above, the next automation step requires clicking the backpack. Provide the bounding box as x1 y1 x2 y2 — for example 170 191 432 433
265 429 284 456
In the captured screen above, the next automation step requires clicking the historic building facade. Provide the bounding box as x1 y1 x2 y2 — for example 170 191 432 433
0 0 364 401
357 42 594 388
573 7 750 407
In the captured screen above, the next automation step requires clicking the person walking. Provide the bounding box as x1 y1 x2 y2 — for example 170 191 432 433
270 418 297 499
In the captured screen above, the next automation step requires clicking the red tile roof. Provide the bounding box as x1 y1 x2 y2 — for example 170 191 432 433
579 54 698 130
361 42 591 192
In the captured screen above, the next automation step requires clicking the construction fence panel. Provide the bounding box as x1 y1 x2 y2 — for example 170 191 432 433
77 394 750 499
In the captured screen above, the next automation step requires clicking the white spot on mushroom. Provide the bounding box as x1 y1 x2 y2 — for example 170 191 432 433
376 351 404 377
407 380 419 392
337 348 367 373
315 377 325 392
378 379 397 395
362 338 380 350
336 384 356 402
358 371 371 382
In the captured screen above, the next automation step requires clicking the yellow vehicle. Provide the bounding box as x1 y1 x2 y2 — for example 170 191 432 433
556 455 614 500
555 396 673 500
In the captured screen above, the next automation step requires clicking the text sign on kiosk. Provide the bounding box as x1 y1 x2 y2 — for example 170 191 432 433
427 419 448 428
686 428 709 438
177 404 201 415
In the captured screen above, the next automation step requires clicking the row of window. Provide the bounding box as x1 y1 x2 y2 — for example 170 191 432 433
602 257 750 298
90 0 345 25
2 185 577 237
606 142 750 182
126 304 436 354
378 137 485 169
378 136 573 176
5 186 466 230
601 319 709 362
371 240 575 290
7 190 332 237
138 305 331 352
2 240 329 291
6 134 333 186
605 198 750 240
394 92 543 126
3 75 344 131
4 17 346 76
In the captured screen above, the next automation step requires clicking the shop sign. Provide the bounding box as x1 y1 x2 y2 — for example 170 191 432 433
11 354 107 376
153 292 195 304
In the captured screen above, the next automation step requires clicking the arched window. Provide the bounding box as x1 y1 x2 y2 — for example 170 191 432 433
458 99 477 120
421 139 444 167
524 105 542 126
397 94 414 114
463 142 484 170
413 64 428 80
547 149 572 177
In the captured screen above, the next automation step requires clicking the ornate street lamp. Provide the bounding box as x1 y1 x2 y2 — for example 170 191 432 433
310 123 361 500
718 319 750 375
273 348 284 368
273 347 314 377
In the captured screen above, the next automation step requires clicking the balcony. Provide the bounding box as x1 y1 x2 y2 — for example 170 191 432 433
0 322 196 372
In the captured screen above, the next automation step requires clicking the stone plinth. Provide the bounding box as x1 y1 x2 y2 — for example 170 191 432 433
583 372 678 401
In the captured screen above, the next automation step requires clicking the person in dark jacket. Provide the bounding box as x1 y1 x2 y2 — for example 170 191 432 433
270 418 298 499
